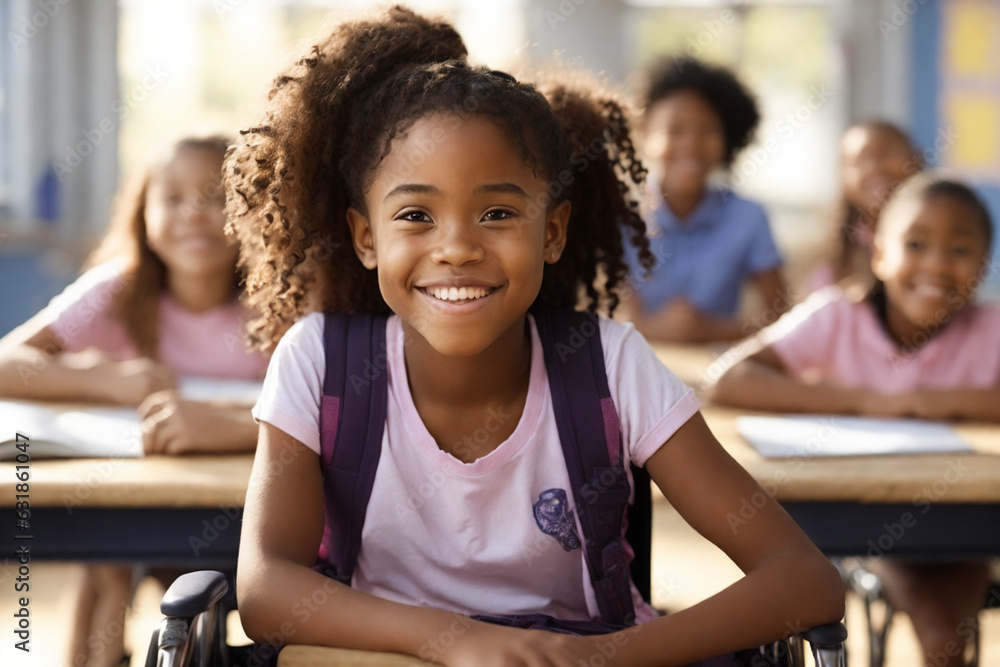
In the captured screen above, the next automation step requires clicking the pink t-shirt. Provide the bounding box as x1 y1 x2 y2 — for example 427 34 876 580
253 313 699 623
760 287 1000 393
42 262 268 380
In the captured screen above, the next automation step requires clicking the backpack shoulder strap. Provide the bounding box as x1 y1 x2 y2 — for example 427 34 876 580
534 309 637 626
315 311 389 585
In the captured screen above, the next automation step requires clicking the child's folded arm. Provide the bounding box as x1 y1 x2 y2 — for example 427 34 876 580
631 297 747 343
609 412 844 666
906 388 1000 422
0 318 174 404
705 343 864 414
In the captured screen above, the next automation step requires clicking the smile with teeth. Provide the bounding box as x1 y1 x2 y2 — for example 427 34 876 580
912 284 948 298
422 286 497 303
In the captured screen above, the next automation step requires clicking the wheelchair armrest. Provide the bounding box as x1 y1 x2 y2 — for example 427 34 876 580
801 622 848 648
160 570 229 618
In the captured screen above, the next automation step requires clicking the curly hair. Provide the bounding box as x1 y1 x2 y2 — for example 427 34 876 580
640 56 759 167
86 135 233 357
227 5 654 350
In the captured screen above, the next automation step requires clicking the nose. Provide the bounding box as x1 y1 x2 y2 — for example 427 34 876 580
431 221 485 266
179 193 214 227
920 245 952 276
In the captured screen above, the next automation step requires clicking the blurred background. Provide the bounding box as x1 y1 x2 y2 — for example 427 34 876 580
1 0 998 332
2 3 1000 665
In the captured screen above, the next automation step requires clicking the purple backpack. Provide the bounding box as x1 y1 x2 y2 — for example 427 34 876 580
311 309 650 633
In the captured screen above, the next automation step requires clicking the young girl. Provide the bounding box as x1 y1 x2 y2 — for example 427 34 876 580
0 135 269 667
623 57 787 343
229 7 842 665
805 120 922 296
709 172 998 666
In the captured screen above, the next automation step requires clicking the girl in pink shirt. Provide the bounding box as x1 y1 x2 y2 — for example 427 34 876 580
804 121 922 296
710 172 998 666
0 135 268 667
230 7 843 666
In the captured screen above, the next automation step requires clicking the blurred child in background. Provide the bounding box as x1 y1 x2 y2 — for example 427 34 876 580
709 171 998 666
805 120 922 296
624 57 787 343
0 135 267 667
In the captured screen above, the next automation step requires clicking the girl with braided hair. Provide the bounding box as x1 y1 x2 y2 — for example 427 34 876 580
233 6 842 665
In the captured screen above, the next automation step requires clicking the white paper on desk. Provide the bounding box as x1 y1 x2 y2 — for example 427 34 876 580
735 415 975 458
0 401 143 460
178 377 263 404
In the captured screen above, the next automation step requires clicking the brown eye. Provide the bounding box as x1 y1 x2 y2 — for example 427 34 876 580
482 209 514 222
399 210 431 223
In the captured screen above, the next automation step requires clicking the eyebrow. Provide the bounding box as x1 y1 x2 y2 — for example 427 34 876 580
384 182 531 201
474 182 530 198
383 184 443 201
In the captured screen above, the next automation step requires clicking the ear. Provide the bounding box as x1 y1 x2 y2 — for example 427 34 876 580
870 234 889 281
346 207 377 269
543 200 571 264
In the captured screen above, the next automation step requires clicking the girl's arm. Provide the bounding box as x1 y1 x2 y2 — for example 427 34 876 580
629 298 747 343
240 422 608 666
0 315 175 404
751 267 789 326
612 413 845 666
706 342 870 414
908 389 1000 422
139 391 259 454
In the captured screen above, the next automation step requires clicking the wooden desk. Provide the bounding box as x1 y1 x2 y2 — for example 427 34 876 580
3 345 1000 560
0 455 252 563
654 342 1000 558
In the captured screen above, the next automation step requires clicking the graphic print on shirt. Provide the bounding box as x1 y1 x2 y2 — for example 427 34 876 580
532 489 581 551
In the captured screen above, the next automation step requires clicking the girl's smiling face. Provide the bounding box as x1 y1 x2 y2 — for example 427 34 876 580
644 89 725 196
872 194 990 345
347 113 570 358
144 146 238 279
841 125 916 218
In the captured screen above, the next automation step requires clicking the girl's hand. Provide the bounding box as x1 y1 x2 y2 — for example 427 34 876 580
657 298 704 342
857 390 911 418
95 357 176 404
440 622 616 667
139 390 249 454
908 391 959 421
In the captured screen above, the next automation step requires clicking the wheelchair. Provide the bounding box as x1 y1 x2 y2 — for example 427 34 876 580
145 470 847 666
146 570 847 667
841 558 1000 667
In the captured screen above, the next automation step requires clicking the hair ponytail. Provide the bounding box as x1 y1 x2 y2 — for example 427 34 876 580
226 5 468 349
538 79 654 314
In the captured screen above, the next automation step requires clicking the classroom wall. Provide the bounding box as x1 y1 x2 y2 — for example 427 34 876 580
910 0 1000 294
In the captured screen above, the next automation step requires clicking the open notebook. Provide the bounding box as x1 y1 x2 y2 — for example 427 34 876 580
0 377 263 460
735 414 975 458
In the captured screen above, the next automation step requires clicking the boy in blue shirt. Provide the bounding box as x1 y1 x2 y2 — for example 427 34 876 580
625 57 786 342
